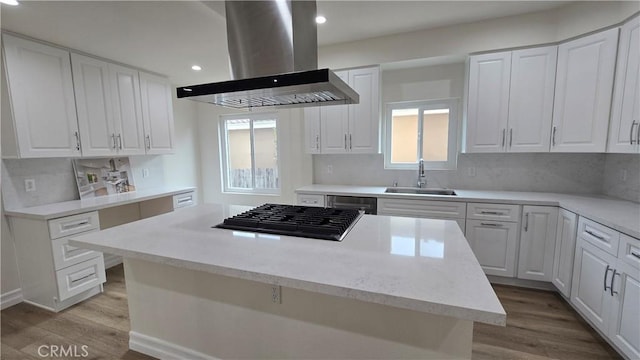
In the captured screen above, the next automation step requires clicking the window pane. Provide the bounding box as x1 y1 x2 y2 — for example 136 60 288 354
390 108 418 163
422 109 449 161
226 119 252 188
253 119 278 189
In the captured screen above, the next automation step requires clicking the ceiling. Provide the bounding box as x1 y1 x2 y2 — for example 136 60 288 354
1 1 570 85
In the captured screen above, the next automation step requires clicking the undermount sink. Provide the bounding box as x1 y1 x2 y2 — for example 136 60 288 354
384 187 457 196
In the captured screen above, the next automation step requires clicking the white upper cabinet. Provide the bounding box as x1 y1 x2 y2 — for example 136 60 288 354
2 34 81 158
551 28 619 152
109 64 146 155
303 107 321 154
348 67 379 153
140 71 175 155
466 51 511 153
608 15 640 153
508 46 557 152
466 46 557 153
71 53 117 157
306 66 380 154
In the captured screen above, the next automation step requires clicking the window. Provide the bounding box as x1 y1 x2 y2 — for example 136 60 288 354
384 98 458 170
220 113 279 194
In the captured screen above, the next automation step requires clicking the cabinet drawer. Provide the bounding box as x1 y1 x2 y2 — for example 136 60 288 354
51 234 101 270
467 203 521 222
618 234 640 270
297 194 325 207
578 217 619 256
48 212 100 240
378 198 466 219
56 256 106 301
173 191 196 209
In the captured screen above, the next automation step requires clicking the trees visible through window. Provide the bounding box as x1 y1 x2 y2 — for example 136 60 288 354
220 113 279 194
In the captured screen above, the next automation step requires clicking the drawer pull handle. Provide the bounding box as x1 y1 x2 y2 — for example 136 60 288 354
524 213 529 232
70 272 96 284
177 196 192 204
481 222 503 227
585 229 605 241
61 220 90 230
604 265 612 292
480 211 504 215
630 252 640 260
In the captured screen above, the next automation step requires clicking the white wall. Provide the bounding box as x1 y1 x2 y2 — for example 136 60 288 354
163 93 202 202
382 63 465 104
197 103 312 206
319 2 638 70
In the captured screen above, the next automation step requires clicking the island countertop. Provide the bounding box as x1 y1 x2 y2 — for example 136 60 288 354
69 203 506 326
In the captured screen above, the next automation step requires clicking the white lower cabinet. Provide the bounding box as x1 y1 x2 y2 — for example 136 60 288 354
465 219 519 277
378 198 466 232
517 206 558 281
10 211 106 312
465 203 520 277
571 217 640 359
552 209 578 297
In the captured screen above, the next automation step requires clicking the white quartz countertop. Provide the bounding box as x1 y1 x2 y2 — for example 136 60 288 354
69 203 507 326
296 185 640 239
4 186 196 220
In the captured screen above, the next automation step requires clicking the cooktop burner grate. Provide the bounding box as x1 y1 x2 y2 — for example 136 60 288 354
215 204 362 241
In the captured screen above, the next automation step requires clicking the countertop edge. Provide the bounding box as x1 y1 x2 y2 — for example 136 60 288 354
68 238 507 326
4 187 196 220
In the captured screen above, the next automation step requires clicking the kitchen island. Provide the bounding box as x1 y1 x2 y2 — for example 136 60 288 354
70 204 505 359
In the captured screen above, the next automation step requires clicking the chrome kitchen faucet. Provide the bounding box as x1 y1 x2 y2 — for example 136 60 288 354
417 159 426 188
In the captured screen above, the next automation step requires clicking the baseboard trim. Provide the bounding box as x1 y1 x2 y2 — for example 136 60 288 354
1 288 23 310
129 331 220 360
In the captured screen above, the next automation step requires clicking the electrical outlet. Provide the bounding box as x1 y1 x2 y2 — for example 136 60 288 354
142 168 150 178
24 179 36 192
327 165 333 174
467 167 476 177
271 285 281 304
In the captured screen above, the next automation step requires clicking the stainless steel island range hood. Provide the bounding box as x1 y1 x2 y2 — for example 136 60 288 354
177 0 359 109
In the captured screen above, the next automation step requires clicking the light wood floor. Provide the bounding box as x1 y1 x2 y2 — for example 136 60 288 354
1 265 621 359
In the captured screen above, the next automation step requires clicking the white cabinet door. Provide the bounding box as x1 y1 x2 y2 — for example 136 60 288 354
109 64 146 155
609 260 640 359
304 107 321 154
348 67 379 153
140 71 175 155
71 54 117 157
466 52 511 153
320 70 349 154
552 209 578 297
608 16 640 154
571 237 617 334
551 28 619 152
2 34 80 158
465 219 518 277
320 105 349 153
518 206 558 281
508 46 557 153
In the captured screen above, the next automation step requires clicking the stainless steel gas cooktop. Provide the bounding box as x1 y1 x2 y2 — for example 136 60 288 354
215 204 362 241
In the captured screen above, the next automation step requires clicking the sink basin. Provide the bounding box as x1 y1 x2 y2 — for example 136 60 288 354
385 187 457 196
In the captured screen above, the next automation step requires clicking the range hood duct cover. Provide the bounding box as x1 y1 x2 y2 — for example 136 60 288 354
177 0 359 109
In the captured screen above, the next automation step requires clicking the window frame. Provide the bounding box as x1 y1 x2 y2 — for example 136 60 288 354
219 112 281 195
383 98 459 170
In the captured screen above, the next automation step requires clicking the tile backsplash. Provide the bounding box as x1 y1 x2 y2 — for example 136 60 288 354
1 156 165 209
313 153 610 195
603 154 640 203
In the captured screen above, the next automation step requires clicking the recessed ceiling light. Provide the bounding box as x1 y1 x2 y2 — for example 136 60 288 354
315 16 326 24
191 65 202 71
0 0 19 6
